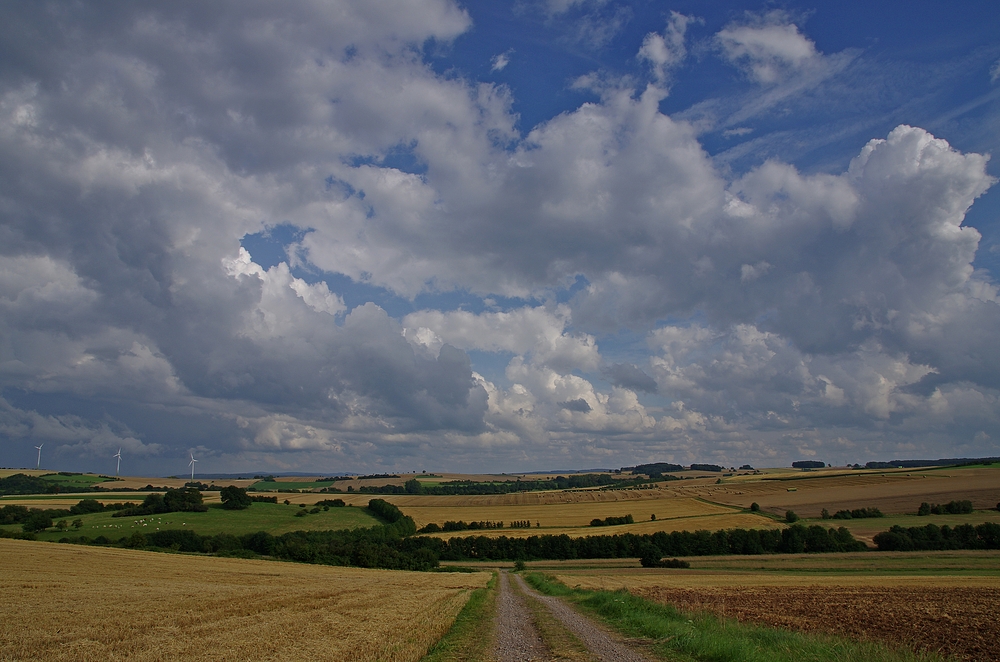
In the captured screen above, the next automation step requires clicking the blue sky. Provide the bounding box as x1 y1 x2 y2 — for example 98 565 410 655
1 1 998 476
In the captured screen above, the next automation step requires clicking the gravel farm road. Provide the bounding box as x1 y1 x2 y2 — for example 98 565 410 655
493 571 653 662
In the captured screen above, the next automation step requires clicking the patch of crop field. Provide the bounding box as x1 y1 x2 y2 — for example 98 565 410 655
420 512 782 540
548 552 1000 662
0 538 489 661
37 473 116 487
394 494 738 529
542 550 1000 580
808 511 1000 545
250 479 343 490
662 467 1000 518
89 476 258 490
0 493 156 507
0 502 381 541
0 469 49 479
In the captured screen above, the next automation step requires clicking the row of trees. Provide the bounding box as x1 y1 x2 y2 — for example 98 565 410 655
356 474 659 496
589 515 634 526
917 500 973 515
418 520 504 533
873 522 1000 550
111 488 207 517
821 507 884 520
419 524 867 561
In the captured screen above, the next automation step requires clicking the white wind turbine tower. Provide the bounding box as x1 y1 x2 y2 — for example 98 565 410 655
189 453 198 481
114 448 122 477
35 444 43 470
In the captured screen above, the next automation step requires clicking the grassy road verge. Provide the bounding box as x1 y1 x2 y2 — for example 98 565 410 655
524 573 946 662
422 572 499 662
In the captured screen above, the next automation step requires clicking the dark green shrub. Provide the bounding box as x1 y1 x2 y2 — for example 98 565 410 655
220 485 253 510
22 511 52 533
785 510 799 523
750 502 760 512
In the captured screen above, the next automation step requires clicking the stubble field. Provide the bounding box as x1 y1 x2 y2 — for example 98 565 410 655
0 538 489 662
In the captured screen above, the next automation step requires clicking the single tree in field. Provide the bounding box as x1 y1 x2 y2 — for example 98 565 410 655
785 510 799 523
220 485 253 510
22 511 52 533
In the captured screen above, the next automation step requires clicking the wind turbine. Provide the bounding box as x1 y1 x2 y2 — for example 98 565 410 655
189 453 198 481
114 448 122 477
35 444 43 470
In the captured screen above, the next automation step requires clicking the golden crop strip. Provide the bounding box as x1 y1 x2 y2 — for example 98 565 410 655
0 539 489 662
421 512 783 540
386 494 738 528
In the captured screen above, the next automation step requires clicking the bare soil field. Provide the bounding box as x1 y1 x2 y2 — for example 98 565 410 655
634 584 997 662
548 551 1000 662
0 538 489 662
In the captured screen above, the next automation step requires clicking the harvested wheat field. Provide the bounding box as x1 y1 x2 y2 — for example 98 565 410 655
676 467 1000 518
555 556 1000 662
316 490 744 525
0 539 489 662
420 512 783 540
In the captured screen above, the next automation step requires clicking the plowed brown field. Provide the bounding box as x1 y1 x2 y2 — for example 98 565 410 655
634 584 998 662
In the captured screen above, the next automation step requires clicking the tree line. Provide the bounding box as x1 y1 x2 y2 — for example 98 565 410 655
354 474 665 496
917 500 973 515
873 522 1000 551
416 524 867 561
821 507 883 520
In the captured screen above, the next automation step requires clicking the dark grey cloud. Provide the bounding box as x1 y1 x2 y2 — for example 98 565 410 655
559 398 592 413
603 363 658 393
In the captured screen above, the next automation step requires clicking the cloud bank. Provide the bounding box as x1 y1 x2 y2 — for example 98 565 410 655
0 1 996 473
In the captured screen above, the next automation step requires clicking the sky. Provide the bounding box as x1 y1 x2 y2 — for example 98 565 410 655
1 0 999 476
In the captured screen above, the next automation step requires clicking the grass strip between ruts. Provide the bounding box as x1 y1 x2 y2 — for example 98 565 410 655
523 573 948 662
421 572 498 662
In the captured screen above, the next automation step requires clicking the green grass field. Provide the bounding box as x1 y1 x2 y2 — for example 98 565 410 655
2 502 381 541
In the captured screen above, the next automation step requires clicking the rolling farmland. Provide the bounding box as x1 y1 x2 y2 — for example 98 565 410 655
0 501 382 542
0 538 489 661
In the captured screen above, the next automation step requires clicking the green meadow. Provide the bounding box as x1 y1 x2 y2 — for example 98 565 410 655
2 501 381 541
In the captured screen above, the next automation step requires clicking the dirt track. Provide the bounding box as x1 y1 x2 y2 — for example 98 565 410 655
636 585 1000 662
493 571 652 662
